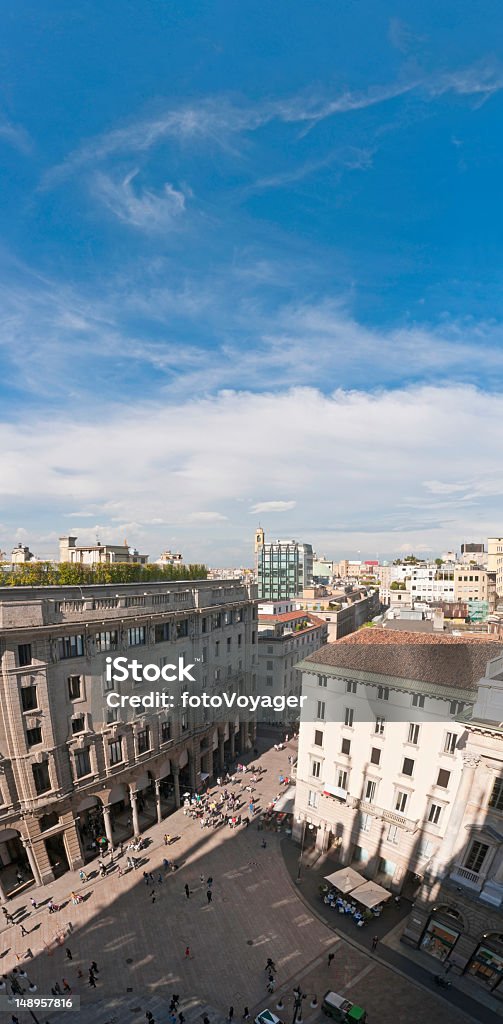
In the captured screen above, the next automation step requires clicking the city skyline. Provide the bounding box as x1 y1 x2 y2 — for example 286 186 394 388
1 3 503 563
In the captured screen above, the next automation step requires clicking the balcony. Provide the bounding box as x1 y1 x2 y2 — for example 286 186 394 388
348 795 419 833
449 865 482 890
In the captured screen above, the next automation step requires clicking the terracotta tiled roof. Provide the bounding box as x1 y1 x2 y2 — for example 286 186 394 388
303 627 502 690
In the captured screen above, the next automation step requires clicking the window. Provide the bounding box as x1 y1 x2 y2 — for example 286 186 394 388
428 802 442 825
215 641 220 657
161 720 171 743
106 707 118 724
436 769 450 789
21 685 37 712
365 779 377 801
375 716 385 735
58 635 84 659
370 747 381 766
128 627 145 646
360 813 371 832
377 685 389 701
341 738 351 755
181 712 189 731
444 732 457 754
311 759 321 779
266 660 273 671
407 723 420 745
266 676 273 687
96 631 118 652
18 643 32 666
176 619 189 639
346 680 357 694
201 617 207 634
411 694 425 708
308 790 318 808
464 841 489 874
214 668 221 682
26 726 42 746
387 824 400 845
402 757 414 777
32 762 51 794
68 675 82 701
238 634 242 646
318 675 327 687
314 730 324 747
104 674 115 693
71 716 85 734
227 637 231 651
395 791 409 813
236 608 244 623
137 728 150 754
108 739 123 765
449 700 465 716
344 708 354 727
155 623 170 643
418 838 433 859
74 749 91 779
488 777 503 812
317 701 326 720
212 612 222 629
337 769 348 790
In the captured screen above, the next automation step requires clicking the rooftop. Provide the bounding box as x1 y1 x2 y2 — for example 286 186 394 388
303 628 502 690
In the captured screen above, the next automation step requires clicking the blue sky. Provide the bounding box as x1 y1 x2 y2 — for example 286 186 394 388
1 2 503 565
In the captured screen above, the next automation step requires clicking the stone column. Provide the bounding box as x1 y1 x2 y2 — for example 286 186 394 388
239 722 247 753
229 727 236 758
155 779 162 824
435 755 479 876
172 765 181 809
129 788 140 836
218 730 225 772
21 839 42 887
102 805 114 848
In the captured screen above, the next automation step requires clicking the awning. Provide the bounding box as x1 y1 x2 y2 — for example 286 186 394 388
273 786 295 813
323 783 347 800
350 880 392 908
324 867 367 893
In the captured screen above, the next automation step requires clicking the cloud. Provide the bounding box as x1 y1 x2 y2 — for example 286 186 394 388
42 59 503 186
250 501 297 514
1 384 502 563
188 511 229 522
93 170 186 231
0 117 31 153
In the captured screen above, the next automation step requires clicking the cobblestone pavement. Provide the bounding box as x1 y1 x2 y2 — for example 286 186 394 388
0 736 485 1024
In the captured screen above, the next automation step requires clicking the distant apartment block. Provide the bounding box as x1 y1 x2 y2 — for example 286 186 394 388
254 528 313 600
59 535 149 565
257 602 327 722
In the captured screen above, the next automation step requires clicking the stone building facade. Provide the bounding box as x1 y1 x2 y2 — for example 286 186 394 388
0 579 257 899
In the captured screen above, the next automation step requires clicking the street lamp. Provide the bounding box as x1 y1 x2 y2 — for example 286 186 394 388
296 818 307 882
291 987 306 1024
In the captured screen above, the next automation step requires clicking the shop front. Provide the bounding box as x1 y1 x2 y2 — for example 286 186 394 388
419 908 462 962
465 934 503 993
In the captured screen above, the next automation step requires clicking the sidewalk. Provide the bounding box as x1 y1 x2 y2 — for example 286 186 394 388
281 834 500 1024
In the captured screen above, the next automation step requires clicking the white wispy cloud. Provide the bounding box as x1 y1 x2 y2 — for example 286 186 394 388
250 501 297 514
42 59 503 186
0 117 31 153
93 170 186 231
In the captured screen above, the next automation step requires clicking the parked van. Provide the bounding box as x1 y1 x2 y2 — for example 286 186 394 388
321 990 367 1022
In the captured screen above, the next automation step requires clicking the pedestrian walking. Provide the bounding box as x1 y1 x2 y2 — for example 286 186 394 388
203 1016 210 1024
164 834 170 846
90 961 99 974
228 1007 234 1022
29 898 37 910
62 979 72 993
371 935 378 951
151 893 156 904
179 1014 185 1024
3 908 14 924
184 884 190 899
146 1012 154 1023
66 949 73 961
89 973 96 988
19 924 28 937
206 890 212 904
207 876 213 887
265 958 276 972
184 946 190 958
243 1009 250 1020
157 874 163 885
327 952 335 967
144 872 150 886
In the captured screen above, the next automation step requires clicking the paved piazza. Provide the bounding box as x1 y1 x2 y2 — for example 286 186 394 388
0 739 480 1024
